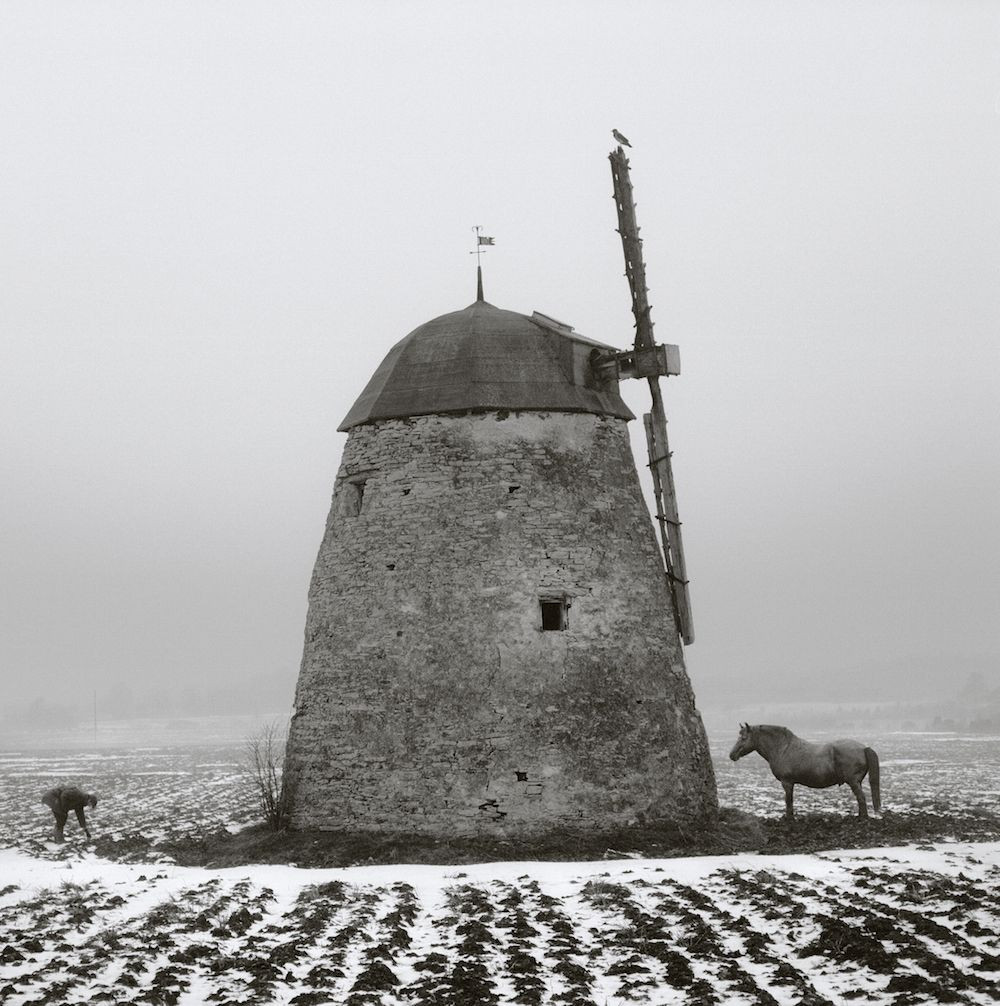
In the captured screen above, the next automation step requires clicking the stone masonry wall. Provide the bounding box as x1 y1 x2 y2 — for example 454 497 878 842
284 410 717 835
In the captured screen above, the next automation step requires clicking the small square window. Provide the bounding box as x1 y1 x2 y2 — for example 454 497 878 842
540 598 568 631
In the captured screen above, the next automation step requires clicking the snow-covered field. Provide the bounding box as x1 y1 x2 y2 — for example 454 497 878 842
1 720 999 1005
2 842 998 1005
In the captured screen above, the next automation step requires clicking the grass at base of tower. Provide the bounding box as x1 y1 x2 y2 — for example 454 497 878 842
150 805 1000 869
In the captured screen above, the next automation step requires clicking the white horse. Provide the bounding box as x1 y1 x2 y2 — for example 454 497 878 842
729 723 881 820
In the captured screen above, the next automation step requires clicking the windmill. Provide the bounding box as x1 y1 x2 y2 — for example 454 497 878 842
282 142 718 834
593 143 694 645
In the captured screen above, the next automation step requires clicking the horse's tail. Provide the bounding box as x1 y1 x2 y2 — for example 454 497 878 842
865 747 881 813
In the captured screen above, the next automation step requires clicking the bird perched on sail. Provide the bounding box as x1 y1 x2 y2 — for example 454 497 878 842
612 128 631 147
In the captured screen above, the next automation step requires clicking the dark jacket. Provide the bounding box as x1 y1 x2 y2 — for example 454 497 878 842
41 785 97 838
42 786 97 814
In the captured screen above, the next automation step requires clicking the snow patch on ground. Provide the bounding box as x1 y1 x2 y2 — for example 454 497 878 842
2 843 999 1005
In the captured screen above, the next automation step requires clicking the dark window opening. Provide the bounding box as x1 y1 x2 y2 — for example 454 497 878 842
339 471 376 517
540 598 569 631
341 479 366 516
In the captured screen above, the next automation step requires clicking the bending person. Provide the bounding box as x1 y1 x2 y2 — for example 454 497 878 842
41 785 98 842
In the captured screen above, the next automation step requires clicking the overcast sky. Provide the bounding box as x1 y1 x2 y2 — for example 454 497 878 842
2 1 998 717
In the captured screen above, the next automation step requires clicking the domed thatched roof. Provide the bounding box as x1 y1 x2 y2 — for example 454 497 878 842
339 300 633 430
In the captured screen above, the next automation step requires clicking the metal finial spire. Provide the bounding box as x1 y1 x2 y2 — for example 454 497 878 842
470 225 494 301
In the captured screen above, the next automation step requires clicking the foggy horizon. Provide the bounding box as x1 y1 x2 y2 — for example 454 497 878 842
2 2 998 728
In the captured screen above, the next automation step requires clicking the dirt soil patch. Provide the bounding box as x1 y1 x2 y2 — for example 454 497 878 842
157 806 1000 869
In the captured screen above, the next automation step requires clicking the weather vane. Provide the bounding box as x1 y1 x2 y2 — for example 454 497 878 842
471 225 495 301
471 225 495 264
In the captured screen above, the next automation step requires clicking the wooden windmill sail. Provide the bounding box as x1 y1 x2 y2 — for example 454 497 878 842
605 143 694 644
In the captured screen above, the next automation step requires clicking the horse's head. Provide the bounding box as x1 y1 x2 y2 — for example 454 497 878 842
729 723 756 761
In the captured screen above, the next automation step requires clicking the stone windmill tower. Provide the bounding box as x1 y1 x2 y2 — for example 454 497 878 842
283 148 717 836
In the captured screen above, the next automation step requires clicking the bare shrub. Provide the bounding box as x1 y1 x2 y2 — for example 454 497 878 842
245 720 293 831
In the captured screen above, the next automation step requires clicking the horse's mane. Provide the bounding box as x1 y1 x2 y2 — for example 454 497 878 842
754 724 796 741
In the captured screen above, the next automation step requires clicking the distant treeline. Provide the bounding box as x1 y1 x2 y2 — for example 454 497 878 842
702 671 1000 736
7 670 999 736
1 672 296 729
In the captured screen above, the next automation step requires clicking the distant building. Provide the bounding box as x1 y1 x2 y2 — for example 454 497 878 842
283 296 717 834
